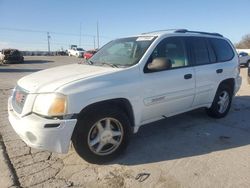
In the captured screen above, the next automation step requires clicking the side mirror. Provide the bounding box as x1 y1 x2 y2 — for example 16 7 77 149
146 57 172 72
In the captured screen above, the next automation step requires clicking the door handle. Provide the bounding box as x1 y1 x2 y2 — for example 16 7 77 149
216 69 223 73
184 74 192 79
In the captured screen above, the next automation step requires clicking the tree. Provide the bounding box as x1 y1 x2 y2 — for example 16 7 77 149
235 34 250 49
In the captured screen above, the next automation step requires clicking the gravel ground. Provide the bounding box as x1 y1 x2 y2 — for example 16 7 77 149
0 56 250 188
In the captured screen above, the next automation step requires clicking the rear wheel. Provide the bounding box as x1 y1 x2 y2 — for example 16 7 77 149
206 84 233 118
72 106 131 164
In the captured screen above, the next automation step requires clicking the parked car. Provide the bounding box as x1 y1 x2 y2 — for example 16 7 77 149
248 63 250 84
83 49 98 59
8 29 242 163
238 52 250 67
0 49 24 64
56 51 67 56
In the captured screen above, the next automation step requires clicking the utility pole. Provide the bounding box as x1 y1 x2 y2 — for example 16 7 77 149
96 21 100 49
79 22 82 47
93 36 96 49
47 32 51 55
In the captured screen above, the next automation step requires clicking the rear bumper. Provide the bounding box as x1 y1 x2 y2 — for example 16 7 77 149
8 97 77 153
234 75 242 95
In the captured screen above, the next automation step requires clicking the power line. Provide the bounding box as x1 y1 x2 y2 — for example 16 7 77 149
0 26 114 50
0 27 46 33
47 32 51 54
0 27 113 39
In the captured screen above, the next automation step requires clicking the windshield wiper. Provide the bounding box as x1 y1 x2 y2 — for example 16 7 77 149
83 59 93 65
101 62 118 68
79 59 94 65
88 60 94 65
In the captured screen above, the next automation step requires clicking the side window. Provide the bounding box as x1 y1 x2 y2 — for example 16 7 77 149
209 38 234 62
150 37 188 69
190 38 210 65
239 52 248 57
206 40 216 63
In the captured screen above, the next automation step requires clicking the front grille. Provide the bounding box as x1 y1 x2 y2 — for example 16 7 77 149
12 86 28 114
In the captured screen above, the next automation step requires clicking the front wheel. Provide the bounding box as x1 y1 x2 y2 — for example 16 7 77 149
206 84 233 118
72 106 131 164
246 60 250 68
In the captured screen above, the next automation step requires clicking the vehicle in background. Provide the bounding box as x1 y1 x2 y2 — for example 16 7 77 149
67 45 85 57
248 63 250 84
0 49 24 64
238 52 250 67
56 51 67 56
83 49 98 59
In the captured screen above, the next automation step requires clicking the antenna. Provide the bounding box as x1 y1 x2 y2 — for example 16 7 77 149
93 36 96 49
79 22 82 47
97 21 100 49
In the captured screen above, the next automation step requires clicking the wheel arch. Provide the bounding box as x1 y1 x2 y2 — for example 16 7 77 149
77 98 135 130
218 78 235 93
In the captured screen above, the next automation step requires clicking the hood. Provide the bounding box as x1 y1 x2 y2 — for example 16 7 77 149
18 64 116 93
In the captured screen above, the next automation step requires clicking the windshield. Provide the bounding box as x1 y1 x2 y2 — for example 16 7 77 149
90 36 155 67
77 48 84 51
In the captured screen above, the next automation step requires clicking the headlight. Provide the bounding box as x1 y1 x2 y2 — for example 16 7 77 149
33 93 67 117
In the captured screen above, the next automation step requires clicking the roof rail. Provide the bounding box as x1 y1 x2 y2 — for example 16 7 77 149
175 29 223 37
141 29 185 35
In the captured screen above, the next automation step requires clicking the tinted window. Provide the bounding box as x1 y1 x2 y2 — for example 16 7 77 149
190 38 210 65
209 38 234 62
206 40 216 63
150 37 188 68
239 52 248 57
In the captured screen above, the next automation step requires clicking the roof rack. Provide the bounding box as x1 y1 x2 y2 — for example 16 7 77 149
141 29 185 35
174 29 223 37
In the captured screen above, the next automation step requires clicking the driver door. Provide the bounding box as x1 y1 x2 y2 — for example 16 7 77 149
140 37 195 122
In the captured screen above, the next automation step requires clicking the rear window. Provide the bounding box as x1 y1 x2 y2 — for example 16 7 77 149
209 38 234 62
190 38 210 65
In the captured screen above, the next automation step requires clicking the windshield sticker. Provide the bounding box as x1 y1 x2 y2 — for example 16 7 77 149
136 36 154 41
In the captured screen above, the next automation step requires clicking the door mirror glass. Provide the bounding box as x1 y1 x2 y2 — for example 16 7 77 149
147 57 172 72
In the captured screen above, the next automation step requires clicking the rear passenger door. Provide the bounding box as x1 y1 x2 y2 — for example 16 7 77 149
189 37 234 107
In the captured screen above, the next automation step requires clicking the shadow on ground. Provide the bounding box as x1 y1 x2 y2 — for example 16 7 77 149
110 95 250 165
0 68 43 73
22 60 54 64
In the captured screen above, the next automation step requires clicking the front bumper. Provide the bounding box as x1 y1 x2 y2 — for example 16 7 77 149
8 97 77 153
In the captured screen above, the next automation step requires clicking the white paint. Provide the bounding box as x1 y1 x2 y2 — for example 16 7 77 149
8 31 242 154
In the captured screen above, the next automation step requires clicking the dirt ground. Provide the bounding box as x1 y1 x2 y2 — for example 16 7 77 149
0 56 250 188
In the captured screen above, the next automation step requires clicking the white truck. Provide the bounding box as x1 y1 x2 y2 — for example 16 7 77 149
67 45 85 57
8 29 241 163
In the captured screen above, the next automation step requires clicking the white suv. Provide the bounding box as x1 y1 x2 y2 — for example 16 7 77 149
68 47 85 57
8 29 242 163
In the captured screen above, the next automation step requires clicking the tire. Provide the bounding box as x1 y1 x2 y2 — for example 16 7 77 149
246 60 250 68
72 106 131 164
20 57 24 63
206 84 233 118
